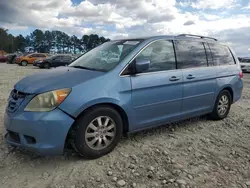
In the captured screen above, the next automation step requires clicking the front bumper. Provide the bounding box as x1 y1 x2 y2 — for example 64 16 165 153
4 108 74 156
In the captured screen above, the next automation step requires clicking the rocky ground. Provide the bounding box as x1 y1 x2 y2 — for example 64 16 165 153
0 63 250 188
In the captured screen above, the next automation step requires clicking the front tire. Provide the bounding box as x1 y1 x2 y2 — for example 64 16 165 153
44 63 50 69
209 90 232 120
21 61 28 66
72 106 123 159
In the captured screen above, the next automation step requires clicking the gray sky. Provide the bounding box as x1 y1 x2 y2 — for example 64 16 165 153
0 0 250 56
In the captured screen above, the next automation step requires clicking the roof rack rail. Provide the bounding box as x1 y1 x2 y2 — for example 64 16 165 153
177 34 218 41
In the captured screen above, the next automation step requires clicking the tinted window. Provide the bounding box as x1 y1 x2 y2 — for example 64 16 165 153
53 56 62 61
239 58 250 63
37 54 46 57
135 40 176 73
209 43 235 66
62 56 71 61
175 40 207 69
30 54 37 57
204 43 213 66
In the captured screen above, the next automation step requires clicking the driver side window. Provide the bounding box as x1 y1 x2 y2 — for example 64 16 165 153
136 40 176 73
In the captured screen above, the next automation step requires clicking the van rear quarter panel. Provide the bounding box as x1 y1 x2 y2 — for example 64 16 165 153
215 65 243 103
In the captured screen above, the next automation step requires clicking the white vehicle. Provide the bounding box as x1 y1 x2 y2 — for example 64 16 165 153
239 57 250 72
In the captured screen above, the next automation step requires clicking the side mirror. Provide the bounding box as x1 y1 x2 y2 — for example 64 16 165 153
135 59 150 73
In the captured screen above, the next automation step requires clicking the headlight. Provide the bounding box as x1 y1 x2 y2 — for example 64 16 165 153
24 88 71 112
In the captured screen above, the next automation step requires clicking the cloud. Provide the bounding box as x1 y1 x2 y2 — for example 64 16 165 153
184 20 195 25
0 0 250 55
180 0 237 9
212 27 250 56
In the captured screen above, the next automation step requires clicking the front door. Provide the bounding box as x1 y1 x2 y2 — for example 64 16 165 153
52 56 63 67
131 40 183 130
174 40 216 116
28 54 38 63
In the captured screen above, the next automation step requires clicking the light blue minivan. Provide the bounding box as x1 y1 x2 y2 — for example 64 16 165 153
4 34 243 159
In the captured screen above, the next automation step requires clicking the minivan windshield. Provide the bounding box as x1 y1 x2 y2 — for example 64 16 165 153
69 40 143 72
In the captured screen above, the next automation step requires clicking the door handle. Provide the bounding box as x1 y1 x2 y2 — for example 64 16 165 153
169 76 180 81
186 74 195 79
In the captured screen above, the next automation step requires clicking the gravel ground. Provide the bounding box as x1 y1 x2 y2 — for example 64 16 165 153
0 63 250 188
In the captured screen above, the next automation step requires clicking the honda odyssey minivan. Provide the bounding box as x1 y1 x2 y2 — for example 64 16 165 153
4 34 243 159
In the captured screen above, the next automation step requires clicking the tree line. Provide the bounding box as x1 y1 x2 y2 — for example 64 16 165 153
0 28 110 54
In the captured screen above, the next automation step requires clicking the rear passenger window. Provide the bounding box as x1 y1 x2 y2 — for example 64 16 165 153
30 54 37 57
53 56 62 61
175 40 207 69
136 40 176 73
62 56 71 61
208 43 235 66
36 54 43 57
204 43 213 66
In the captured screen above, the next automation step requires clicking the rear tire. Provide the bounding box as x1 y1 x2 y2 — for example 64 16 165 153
209 90 232 120
21 61 28 66
72 106 123 159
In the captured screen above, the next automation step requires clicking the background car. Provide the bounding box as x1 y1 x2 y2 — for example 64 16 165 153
13 53 29 64
6 54 17 64
0 55 7 62
16 53 48 66
33 54 73 69
238 57 250 72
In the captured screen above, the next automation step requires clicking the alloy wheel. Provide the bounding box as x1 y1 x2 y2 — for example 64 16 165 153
85 116 116 150
217 95 229 116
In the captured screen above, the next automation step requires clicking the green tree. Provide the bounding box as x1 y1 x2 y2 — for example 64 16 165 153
30 29 45 52
14 35 26 52
0 27 110 54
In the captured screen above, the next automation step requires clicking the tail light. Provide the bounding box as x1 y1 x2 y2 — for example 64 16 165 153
239 71 243 78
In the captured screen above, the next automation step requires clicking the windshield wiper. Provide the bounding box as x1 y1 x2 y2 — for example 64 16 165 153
70 65 105 72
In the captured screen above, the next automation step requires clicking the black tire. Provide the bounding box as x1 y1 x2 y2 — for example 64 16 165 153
209 90 232 120
21 61 28 66
72 106 123 159
44 63 50 69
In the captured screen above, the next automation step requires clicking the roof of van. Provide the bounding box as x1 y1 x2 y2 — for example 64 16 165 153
113 34 218 43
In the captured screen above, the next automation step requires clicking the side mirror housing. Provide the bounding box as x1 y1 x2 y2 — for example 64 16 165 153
135 59 150 73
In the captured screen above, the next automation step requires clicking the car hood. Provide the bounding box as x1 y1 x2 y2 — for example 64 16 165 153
14 67 105 94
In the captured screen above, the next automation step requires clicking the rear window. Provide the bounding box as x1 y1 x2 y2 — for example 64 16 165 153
175 40 207 69
208 43 235 66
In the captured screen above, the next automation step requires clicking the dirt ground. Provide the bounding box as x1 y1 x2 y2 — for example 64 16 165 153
0 63 250 188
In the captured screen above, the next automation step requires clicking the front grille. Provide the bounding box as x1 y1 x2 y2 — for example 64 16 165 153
6 89 27 114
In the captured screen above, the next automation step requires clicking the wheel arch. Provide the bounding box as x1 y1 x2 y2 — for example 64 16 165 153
68 102 130 136
221 86 234 101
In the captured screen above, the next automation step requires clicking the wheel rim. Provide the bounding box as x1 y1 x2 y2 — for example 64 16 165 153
217 95 229 116
44 64 49 68
22 61 27 66
85 116 116 150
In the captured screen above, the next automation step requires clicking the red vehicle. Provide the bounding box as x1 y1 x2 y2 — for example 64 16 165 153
0 55 7 62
